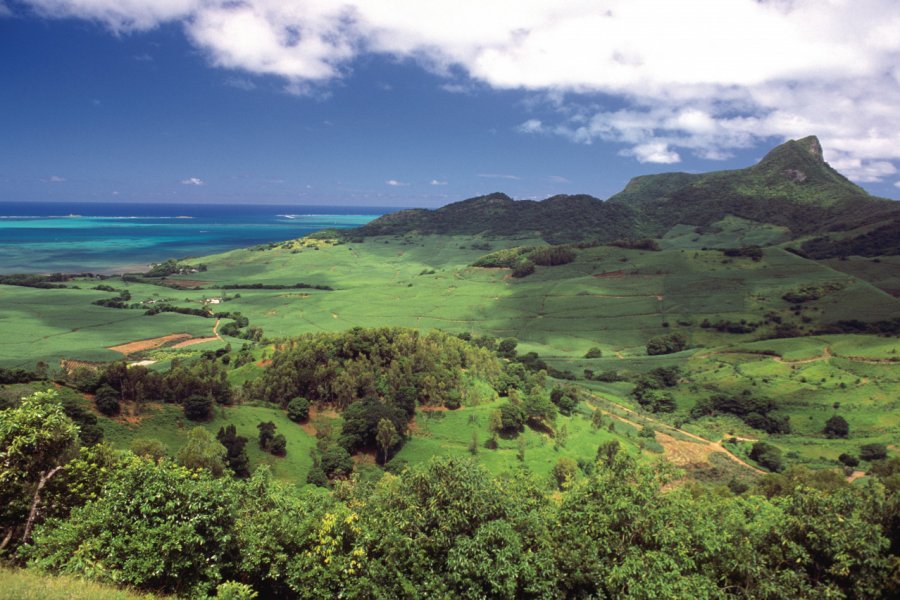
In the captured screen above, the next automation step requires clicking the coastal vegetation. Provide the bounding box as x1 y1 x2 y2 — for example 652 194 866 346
1 137 898 597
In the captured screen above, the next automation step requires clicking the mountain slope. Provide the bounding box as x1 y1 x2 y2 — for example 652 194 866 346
356 192 641 243
357 136 900 251
608 136 899 236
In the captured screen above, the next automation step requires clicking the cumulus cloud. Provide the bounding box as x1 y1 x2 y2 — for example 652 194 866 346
18 0 900 180
385 179 408 187
181 177 204 185
430 179 448 186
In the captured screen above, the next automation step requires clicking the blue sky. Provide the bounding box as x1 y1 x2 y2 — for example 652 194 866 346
2 1 900 207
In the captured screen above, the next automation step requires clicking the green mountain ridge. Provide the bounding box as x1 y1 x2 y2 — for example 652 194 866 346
358 136 900 254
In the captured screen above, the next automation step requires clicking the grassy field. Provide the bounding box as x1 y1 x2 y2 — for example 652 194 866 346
394 400 644 481
1 226 897 479
94 401 317 484
0 568 164 600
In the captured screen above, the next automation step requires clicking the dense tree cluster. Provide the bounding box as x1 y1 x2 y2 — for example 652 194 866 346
631 366 681 413
9 408 897 599
645 332 687 355
67 358 232 420
692 390 791 434
249 327 501 411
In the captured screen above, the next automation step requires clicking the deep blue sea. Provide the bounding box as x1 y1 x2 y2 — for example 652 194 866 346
0 202 394 273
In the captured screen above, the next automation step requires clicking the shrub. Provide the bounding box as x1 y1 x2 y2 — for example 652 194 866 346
94 385 120 416
511 260 535 278
268 434 287 457
216 581 258 600
860 443 887 461
646 332 687 356
553 457 578 490
496 401 526 435
750 442 784 472
838 453 859 468
823 415 849 439
584 347 603 358
287 397 310 422
183 395 213 421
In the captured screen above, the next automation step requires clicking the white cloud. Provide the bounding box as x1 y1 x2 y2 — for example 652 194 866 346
517 119 544 134
385 179 408 187
0 2 12 17
895 180 900 188
18 0 900 180
547 175 569 183
47 175 66 182
430 179 448 186
624 142 681 165
225 77 257 91
181 177 204 185
478 173 520 180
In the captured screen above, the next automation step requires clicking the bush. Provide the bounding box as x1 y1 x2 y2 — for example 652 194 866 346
860 443 887 461
646 332 687 356
553 457 578 490
823 415 849 439
216 581 258 600
287 397 310 422
838 453 859 468
306 466 329 487
511 260 536 278
268 434 287 457
584 347 603 358
749 442 784 472
183 395 213 421
496 401 526 434
94 385 120 416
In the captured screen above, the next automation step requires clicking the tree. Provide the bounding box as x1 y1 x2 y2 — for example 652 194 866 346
860 443 888 461
217 425 250 477
498 338 518 358
176 427 226 477
375 418 400 465
523 390 556 426
646 332 687 356
94 384 120 416
838 453 859 468
286 397 310 422
269 434 287 457
0 391 79 552
497 401 526 435
130 438 167 461
553 456 578 489
183 394 213 421
25 456 240 597
258 421 276 450
823 415 849 438
318 444 353 479
511 260 535 278
750 442 784 472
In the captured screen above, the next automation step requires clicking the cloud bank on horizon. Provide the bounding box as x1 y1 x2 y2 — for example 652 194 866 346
18 0 900 184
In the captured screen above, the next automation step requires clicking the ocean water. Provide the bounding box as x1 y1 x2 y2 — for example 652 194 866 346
0 202 392 273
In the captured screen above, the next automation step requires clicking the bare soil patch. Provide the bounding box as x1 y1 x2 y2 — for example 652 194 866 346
593 270 626 278
171 337 217 348
109 333 192 355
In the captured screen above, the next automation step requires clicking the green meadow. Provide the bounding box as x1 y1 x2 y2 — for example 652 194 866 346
1 228 897 480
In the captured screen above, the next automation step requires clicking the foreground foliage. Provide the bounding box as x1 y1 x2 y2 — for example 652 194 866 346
6 389 896 599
